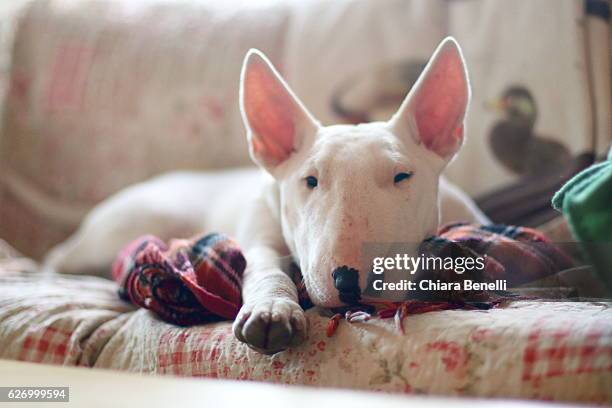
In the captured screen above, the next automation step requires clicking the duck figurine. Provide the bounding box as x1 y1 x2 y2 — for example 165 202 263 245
487 86 570 176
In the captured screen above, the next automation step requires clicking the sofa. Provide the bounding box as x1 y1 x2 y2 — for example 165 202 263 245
1 239 611 404
0 0 610 406
0 0 609 259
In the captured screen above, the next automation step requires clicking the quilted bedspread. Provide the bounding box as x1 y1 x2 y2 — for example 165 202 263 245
0 242 611 405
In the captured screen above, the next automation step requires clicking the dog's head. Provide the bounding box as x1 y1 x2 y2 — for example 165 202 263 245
239 38 470 307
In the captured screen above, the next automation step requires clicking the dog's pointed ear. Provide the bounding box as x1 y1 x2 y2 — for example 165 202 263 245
389 37 470 161
240 49 318 173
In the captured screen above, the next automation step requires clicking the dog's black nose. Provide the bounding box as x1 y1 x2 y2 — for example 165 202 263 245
332 266 361 305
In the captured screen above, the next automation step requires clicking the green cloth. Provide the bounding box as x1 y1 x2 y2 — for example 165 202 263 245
552 147 612 294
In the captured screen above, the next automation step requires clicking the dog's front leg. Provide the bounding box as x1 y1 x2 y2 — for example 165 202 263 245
232 246 306 354
232 194 307 355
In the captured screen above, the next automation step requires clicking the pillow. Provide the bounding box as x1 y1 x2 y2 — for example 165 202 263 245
1 266 611 404
0 0 447 259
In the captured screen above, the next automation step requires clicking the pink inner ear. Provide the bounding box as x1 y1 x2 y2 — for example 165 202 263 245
413 48 467 158
244 60 296 165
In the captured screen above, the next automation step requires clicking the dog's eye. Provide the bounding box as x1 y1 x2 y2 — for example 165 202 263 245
305 176 318 189
394 172 413 184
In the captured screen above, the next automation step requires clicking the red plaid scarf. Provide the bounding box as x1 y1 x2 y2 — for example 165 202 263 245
112 234 245 326
428 223 573 286
112 223 573 326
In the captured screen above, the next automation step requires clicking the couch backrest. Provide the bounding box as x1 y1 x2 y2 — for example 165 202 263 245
0 0 447 258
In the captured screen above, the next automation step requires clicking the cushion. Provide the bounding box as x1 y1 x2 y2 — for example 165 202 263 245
0 0 446 259
0 243 610 404
0 0 290 258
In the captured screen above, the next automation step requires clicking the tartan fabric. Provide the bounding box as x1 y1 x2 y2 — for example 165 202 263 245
427 222 574 286
113 223 573 326
112 233 246 326
18 325 72 364
521 321 612 382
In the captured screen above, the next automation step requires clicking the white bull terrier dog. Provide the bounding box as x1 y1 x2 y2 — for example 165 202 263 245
45 37 488 354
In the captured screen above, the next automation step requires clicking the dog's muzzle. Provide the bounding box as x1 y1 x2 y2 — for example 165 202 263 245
332 266 361 305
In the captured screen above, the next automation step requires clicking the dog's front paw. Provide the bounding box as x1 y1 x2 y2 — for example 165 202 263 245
232 299 307 355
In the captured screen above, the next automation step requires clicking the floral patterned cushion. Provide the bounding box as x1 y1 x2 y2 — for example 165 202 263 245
0 244 610 405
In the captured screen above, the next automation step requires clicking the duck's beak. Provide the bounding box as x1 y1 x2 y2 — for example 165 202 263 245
484 98 507 112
